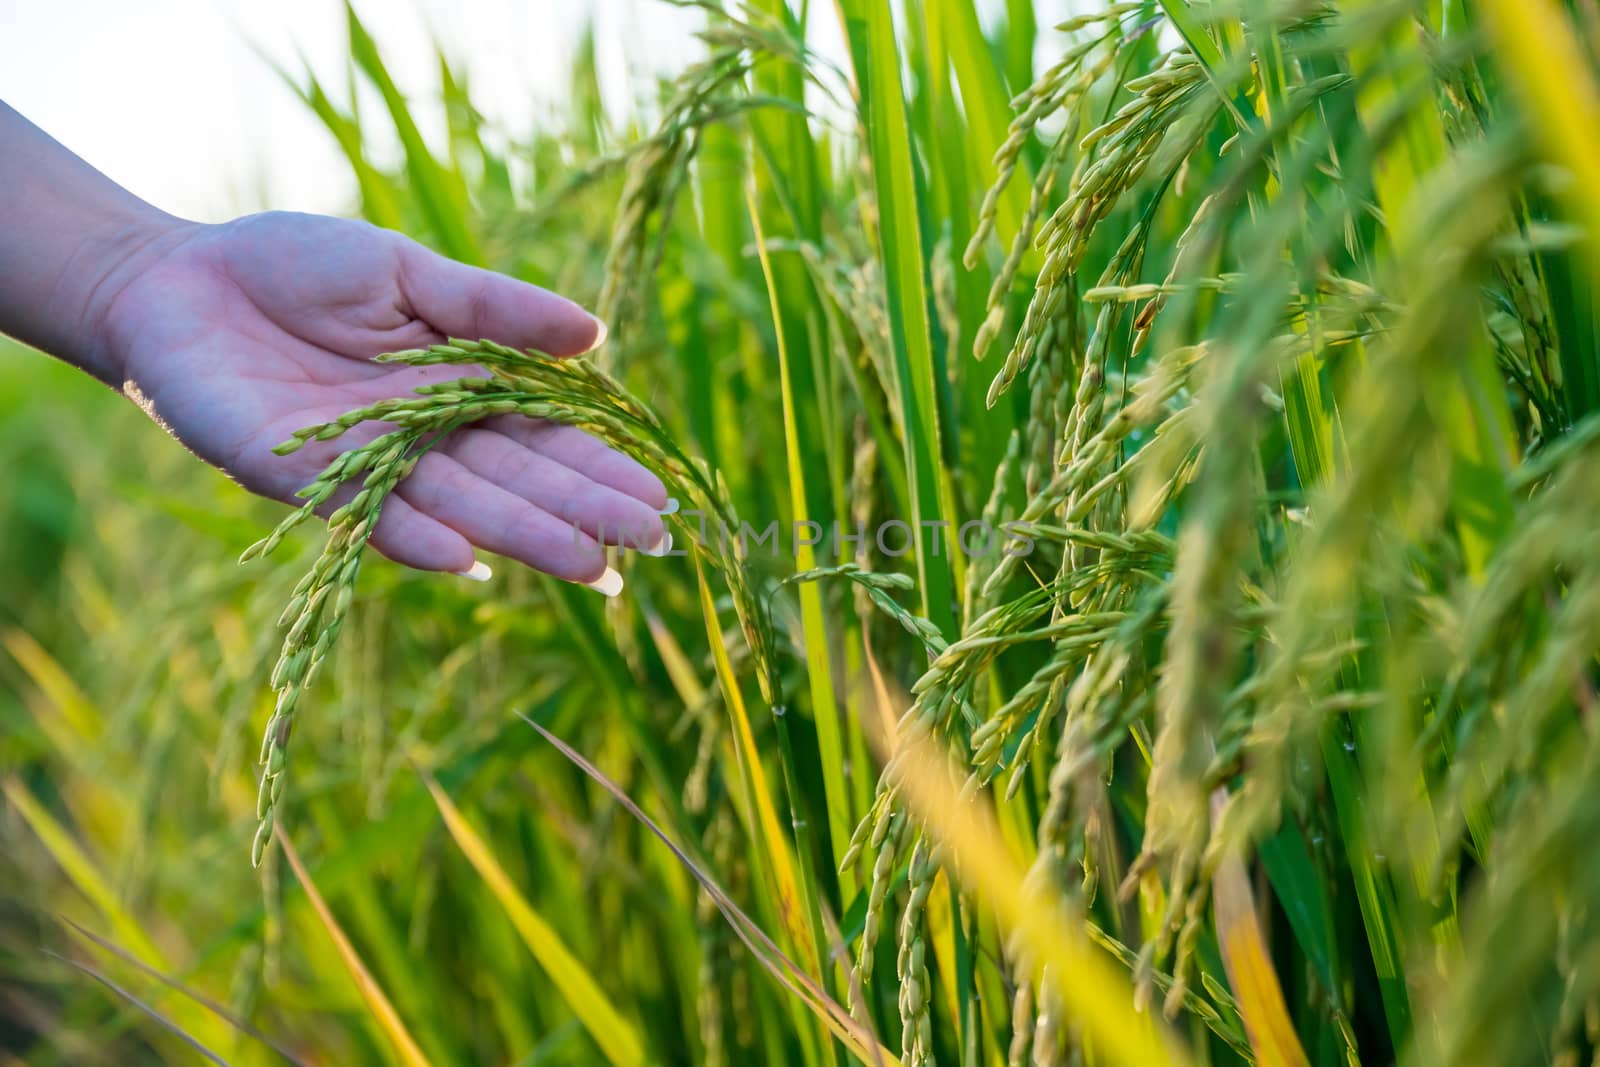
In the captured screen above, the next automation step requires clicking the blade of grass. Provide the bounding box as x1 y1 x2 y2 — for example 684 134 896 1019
835 0 961 636
1484 0 1600 431
4 629 97 740
3 778 163 970
3 629 130 847
277 833 435 1067
694 555 819 977
437 51 511 202
1319 724 1411 1046
61 917 309 1066
421 771 646 1067
521 715 900 1067
1346 0 1516 577
1156 0 1255 131
1237 18 1367 1047
934 0 1030 254
922 0 1007 480
876 721 1190 1067
639 597 707 708
748 184 853 894
1001 0 1035 93
1254 827 1337 999
307 800 466 1067
43 950 226 1067
1210 793 1311 1067
261 53 405 231
4 779 234 1056
1482 0 1600 284
345 1 479 264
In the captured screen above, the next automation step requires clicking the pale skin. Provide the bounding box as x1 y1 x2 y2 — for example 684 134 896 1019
0 100 666 590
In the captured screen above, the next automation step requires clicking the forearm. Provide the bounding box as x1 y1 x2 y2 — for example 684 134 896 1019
0 100 190 384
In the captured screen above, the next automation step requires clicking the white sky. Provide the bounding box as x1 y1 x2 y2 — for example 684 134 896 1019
1 0 708 220
1 0 1060 222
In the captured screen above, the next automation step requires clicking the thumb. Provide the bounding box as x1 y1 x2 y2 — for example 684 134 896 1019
396 238 607 356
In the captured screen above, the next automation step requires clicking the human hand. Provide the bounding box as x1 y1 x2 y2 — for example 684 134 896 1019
88 211 667 588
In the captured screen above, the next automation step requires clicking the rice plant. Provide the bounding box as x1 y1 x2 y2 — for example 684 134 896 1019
7 1 1600 1065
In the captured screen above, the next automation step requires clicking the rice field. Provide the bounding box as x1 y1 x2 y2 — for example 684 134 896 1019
6 1 1600 1064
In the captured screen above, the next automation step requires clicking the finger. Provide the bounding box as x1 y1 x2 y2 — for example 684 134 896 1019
311 474 477 575
396 452 609 583
488 417 669 509
246 413 478 577
239 413 390 506
366 497 479 574
396 239 606 356
337 361 496 406
443 428 666 549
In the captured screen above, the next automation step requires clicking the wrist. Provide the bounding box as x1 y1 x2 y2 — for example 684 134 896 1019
68 207 201 386
0 103 203 384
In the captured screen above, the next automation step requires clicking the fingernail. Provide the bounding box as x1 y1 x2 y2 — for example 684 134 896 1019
585 315 609 352
585 566 624 597
642 531 673 557
659 497 680 516
454 560 493 582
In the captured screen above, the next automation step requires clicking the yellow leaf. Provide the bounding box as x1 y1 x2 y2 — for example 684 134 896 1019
1211 792 1311 1067
423 774 646 1067
694 557 819 976
278 835 435 1067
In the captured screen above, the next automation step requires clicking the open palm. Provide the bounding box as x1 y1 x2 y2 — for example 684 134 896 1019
98 211 666 584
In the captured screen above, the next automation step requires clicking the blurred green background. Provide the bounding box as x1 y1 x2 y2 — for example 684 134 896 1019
10 1 1600 1065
